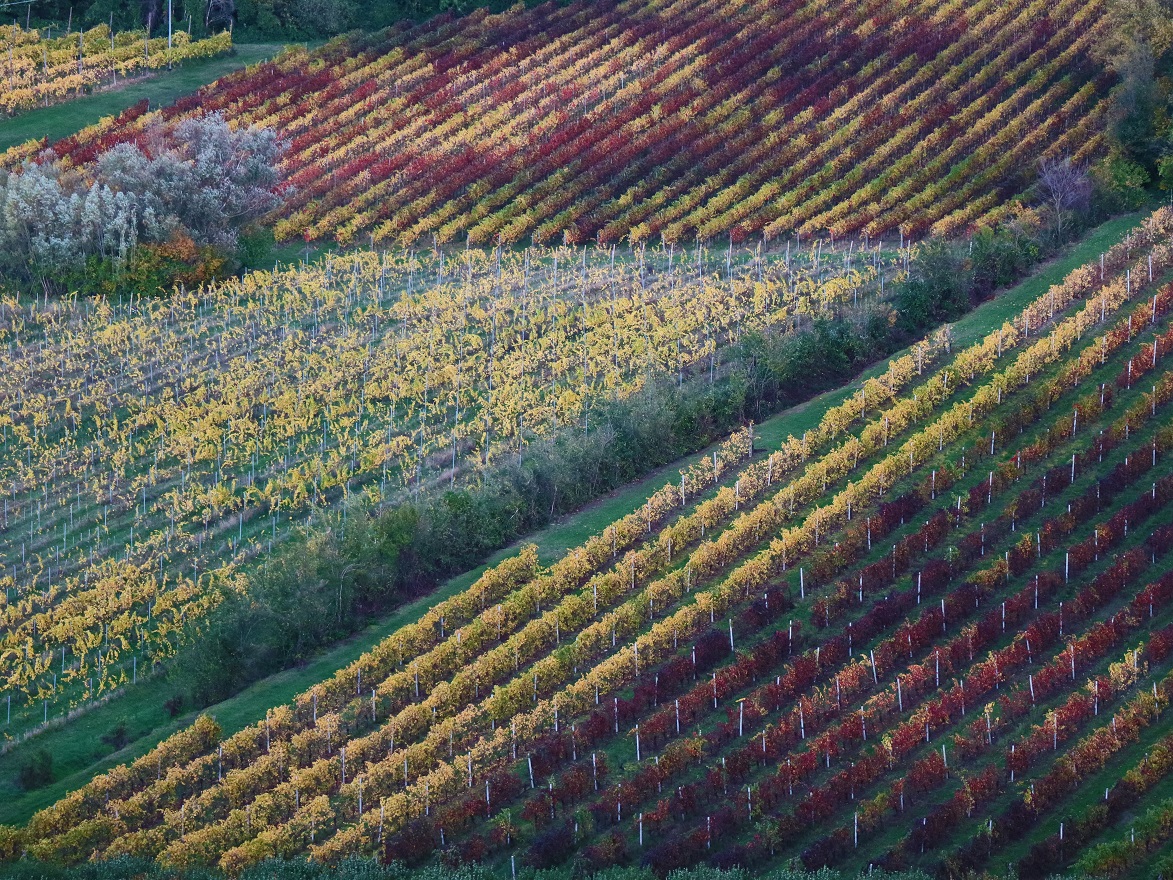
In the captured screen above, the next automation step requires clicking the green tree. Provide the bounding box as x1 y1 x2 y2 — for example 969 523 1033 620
1096 0 1173 184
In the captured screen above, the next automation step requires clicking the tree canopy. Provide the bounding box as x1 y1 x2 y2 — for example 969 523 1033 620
0 113 282 294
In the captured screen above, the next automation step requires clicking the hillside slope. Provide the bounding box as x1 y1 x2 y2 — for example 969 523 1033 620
12 0 1113 247
6 210 1173 877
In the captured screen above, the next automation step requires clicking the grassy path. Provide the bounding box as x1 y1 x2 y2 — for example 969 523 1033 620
0 44 287 154
0 211 1144 828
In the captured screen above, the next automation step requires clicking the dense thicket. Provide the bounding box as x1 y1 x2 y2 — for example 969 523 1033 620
26 0 514 40
1093 0 1173 192
0 114 280 294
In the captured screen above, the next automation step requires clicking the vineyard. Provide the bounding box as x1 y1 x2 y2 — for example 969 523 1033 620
4 207 1173 878
0 23 232 116
0 0 1165 873
0 238 899 732
2 0 1112 245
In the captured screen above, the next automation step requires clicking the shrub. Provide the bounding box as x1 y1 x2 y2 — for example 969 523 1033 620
0 114 282 294
100 720 130 752
17 749 53 791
